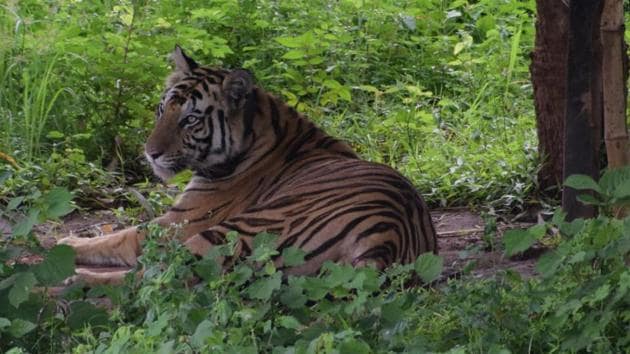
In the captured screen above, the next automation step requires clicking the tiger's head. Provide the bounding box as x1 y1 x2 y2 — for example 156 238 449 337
145 46 256 181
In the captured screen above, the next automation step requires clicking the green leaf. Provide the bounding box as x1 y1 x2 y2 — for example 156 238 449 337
157 340 175 354
67 301 109 330
559 218 585 237
280 277 307 309
9 272 37 308
0 170 11 184
576 194 602 205
536 250 564 277
0 317 11 330
46 130 65 139
245 272 282 300
275 36 303 48
503 229 536 257
277 315 302 330
528 224 547 239
0 274 18 290
232 264 253 286
282 50 306 60
414 253 443 283
282 247 306 267
42 187 75 219
322 262 355 286
611 178 630 200
11 209 40 237
8 318 36 338
7 196 24 211
564 174 601 193
194 258 221 281
339 338 371 354
599 166 630 194
191 320 214 348
167 169 193 190
251 232 279 262
34 245 76 285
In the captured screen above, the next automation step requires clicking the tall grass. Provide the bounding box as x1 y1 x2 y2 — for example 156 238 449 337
0 4 21 153
0 6 68 161
21 57 69 159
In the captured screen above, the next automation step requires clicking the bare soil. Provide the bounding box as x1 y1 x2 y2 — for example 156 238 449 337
18 207 543 280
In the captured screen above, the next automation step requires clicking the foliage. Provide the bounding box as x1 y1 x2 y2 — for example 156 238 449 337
0 0 539 207
2 177 630 352
0 188 79 352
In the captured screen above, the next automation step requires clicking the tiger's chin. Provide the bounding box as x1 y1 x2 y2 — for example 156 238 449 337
150 164 177 182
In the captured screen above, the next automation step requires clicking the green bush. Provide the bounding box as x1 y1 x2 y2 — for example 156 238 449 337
2 168 630 352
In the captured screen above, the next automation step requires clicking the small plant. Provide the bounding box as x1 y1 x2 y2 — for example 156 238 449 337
564 166 630 216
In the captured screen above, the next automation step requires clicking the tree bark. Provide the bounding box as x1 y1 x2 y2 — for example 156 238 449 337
562 0 604 220
601 0 630 168
530 0 569 195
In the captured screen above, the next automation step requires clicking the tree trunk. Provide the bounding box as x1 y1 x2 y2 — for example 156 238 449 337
601 0 630 169
562 0 604 220
530 0 569 195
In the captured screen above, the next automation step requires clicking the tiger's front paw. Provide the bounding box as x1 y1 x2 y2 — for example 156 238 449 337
58 235 137 268
63 267 132 286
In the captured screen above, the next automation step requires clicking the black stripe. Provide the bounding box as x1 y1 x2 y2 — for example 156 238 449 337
242 90 257 139
218 109 226 152
298 204 386 248
355 221 400 242
228 216 283 227
304 213 376 261
200 230 226 245
169 206 195 212
268 96 287 141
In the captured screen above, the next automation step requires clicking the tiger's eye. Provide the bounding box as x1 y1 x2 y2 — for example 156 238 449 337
186 115 199 124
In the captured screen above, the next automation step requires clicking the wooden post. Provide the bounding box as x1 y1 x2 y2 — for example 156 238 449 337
562 0 603 220
601 0 630 169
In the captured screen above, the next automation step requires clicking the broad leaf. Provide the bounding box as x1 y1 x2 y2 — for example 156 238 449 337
191 320 214 348
414 253 443 283
564 175 601 193
67 301 109 330
277 315 302 330
194 258 221 281
9 272 37 308
6 196 24 211
251 232 278 261
34 245 75 285
8 318 36 338
245 272 282 300
599 166 630 194
504 229 536 257
42 187 75 219
282 247 306 267
536 250 564 278
11 209 40 237
0 317 10 330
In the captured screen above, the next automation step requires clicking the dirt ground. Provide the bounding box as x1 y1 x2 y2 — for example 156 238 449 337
7 207 542 280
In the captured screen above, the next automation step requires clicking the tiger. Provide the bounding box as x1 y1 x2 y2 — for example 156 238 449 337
58 46 438 285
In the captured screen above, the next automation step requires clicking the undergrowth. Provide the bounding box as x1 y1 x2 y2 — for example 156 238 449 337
1 168 630 352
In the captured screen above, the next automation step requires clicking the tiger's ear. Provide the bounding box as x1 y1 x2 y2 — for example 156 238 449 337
171 45 198 73
222 69 254 111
